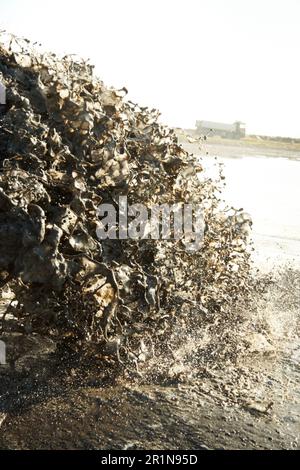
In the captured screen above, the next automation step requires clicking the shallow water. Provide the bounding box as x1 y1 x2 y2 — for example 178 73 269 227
212 154 300 269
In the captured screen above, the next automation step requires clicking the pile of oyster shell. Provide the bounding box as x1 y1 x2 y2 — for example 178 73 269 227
0 33 253 367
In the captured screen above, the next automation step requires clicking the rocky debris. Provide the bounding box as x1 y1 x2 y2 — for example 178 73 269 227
0 33 253 368
0 413 6 428
244 401 274 415
245 332 275 356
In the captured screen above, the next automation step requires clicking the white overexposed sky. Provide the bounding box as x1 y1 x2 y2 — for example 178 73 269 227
1 0 300 137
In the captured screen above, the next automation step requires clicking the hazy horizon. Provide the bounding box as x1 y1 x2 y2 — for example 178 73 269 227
1 0 299 138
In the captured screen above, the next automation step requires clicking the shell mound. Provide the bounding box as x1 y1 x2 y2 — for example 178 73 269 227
0 33 253 367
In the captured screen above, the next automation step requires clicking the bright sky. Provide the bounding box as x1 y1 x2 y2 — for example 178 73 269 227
1 0 300 137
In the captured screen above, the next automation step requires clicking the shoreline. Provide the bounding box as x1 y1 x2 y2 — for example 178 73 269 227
178 135 300 161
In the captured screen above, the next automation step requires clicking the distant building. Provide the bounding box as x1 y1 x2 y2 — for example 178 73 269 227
195 120 246 139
